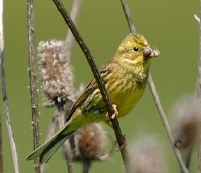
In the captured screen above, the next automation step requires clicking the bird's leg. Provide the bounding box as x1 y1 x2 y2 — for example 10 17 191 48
106 104 118 119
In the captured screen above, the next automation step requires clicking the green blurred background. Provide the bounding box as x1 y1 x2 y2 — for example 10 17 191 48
1 0 199 172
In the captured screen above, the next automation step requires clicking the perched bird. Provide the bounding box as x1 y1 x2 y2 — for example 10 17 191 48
26 33 160 164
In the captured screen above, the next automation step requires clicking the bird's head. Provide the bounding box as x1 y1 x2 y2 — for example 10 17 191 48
114 33 160 80
115 33 159 65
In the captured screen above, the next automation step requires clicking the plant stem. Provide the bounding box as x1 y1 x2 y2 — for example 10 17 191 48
0 0 19 172
0 2 3 173
119 0 189 172
57 104 73 173
27 0 40 172
119 0 136 33
197 1 201 173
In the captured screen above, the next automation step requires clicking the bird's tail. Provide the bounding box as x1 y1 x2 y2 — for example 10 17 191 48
26 125 74 164
26 110 88 164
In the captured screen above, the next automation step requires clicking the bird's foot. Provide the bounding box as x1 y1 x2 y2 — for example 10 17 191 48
106 104 118 119
114 135 127 150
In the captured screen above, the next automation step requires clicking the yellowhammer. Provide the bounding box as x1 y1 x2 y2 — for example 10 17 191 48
26 33 160 164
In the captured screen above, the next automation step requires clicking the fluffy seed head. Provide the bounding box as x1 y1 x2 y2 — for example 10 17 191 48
38 40 74 107
129 136 167 173
171 95 201 150
68 123 111 162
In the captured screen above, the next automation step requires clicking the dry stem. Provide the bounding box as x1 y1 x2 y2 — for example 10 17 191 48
197 1 201 172
119 0 189 173
119 0 136 33
27 0 40 172
57 106 73 173
0 2 3 172
0 0 19 172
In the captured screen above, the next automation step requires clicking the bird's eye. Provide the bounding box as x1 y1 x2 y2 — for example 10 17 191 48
133 47 139 51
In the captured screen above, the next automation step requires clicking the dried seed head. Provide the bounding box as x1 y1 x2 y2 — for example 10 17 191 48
129 136 167 173
38 40 74 107
171 95 201 150
68 123 111 162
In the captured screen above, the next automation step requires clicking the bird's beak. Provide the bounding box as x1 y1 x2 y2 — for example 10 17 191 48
143 46 160 58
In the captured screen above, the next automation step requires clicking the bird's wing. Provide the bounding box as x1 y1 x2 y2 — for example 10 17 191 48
66 59 115 121
73 79 97 110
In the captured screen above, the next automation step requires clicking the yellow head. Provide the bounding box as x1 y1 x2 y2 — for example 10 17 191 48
114 33 159 81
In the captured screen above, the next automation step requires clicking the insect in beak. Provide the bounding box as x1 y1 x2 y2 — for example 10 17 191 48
143 47 160 58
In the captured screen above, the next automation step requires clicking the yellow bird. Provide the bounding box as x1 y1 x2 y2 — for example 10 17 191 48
26 33 160 164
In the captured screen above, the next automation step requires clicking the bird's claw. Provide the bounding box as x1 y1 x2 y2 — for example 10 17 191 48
106 104 118 119
114 135 127 150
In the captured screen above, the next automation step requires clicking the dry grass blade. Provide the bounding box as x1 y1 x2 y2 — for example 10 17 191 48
27 0 41 172
51 0 130 172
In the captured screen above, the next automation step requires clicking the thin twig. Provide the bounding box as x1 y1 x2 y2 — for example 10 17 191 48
27 0 41 172
0 0 19 172
192 13 201 173
197 1 201 172
119 0 136 33
119 0 189 173
51 0 129 172
148 75 188 173
181 149 192 173
65 0 82 44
